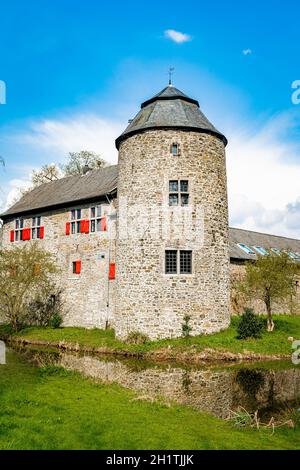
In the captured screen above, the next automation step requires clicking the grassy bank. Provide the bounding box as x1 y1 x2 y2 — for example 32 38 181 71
1 315 299 360
0 349 299 450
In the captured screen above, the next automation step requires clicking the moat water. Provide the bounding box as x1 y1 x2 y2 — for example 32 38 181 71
4 345 300 422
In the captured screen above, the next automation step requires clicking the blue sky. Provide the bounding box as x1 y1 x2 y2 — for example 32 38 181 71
1 0 300 236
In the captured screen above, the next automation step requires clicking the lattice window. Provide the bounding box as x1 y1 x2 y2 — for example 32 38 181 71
169 180 189 206
165 250 177 274
180 250 192 274
165 250 192 275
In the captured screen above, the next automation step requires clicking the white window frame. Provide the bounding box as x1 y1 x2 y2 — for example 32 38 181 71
70 209 82 234
32 216 42 239
168 180 189 207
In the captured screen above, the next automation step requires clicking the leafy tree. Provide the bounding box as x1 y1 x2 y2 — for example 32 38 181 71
60 151 107 176
0 244 58 331
239 252 300 332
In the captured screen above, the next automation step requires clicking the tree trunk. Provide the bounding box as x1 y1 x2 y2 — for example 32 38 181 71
265 295 275 332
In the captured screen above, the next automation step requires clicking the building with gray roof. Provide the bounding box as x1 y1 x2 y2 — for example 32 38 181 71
1 84 299 336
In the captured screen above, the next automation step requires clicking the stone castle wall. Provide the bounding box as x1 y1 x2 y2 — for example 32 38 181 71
115 129 230 340
230 261 300 315
1 199 117 328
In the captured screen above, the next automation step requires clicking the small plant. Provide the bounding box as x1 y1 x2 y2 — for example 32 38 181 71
182 314 192 338
229 407 255 428
126 331 149 345
49 311 63 329
237 308 264 339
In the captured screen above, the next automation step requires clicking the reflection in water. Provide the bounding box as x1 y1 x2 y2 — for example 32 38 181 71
9 346 300 420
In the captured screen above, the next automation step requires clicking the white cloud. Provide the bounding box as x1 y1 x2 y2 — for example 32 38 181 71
0 177 31 211
243 49 252 56
19 114 123 165
226 110 300 238
0 113 124 212
164 29 192 44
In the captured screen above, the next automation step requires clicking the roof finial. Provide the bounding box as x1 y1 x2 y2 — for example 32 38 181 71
168 67 175 86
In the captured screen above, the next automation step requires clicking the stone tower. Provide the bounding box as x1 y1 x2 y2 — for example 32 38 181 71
115 84 230 340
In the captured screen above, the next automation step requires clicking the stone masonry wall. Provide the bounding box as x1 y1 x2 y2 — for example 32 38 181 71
230 262 300 315
115 129 230 340
1 198 117 328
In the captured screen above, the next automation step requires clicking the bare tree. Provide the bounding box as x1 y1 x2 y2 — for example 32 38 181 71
31 164 60 186
11 151 108 205
60 151 107 176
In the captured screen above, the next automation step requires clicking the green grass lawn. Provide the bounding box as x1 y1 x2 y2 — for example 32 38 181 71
0 349 299 450
1 315 300 357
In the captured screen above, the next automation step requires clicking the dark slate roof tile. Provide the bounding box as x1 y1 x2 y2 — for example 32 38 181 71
115 85 227 148
1 164 118 218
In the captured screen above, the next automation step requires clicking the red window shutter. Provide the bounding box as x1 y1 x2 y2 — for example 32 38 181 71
22 228 31 241
66 222 70 235
80 220 90 234
10 230 15 242
75 260 81 274
39 226 44 239
101 216 107 232
109 262 116 280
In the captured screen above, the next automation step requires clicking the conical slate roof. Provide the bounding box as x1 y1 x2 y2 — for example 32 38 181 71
115 85 227 149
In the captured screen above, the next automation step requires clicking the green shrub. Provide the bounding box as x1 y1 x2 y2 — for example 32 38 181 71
237 308 264 339
182 315 192 338
49 311 63 329
126 331 149 345
26 290 63 328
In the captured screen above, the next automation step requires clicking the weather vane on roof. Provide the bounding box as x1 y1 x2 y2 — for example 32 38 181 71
168 67 175 86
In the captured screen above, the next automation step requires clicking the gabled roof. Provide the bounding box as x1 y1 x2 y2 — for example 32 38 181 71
0 165 118 218
229 227 300 260
115 85 227 149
